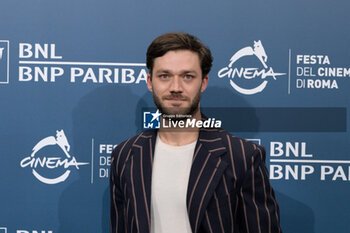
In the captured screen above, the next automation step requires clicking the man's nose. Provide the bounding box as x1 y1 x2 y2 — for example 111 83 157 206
169 76 183 93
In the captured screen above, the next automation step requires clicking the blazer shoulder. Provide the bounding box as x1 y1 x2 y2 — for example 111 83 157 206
217 129 266 161
218 130 267 187
110 130 154 172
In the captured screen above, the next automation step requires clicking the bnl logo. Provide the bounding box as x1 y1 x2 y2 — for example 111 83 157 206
143 109 161 129
0 40 10 84
0 227 7 233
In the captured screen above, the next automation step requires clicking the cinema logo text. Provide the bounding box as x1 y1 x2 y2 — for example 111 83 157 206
18 43 147 84
20 130 89 184
218 40 285 95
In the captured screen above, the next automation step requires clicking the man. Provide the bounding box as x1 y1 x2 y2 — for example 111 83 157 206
110 32 282 233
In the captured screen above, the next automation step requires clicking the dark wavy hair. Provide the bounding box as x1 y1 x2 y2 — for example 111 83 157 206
146 32 213 79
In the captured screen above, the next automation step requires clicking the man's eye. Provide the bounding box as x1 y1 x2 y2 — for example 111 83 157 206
184 75 193 80
159 74 168 79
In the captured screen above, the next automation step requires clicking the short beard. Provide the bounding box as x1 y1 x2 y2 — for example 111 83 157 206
152 87 201 122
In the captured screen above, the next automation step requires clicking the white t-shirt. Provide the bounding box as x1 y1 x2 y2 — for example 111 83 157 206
150 135 196 233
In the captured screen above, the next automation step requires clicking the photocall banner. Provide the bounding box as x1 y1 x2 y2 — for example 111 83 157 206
0 0 349 233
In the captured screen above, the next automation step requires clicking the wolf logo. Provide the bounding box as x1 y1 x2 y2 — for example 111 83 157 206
218 40 286 95
228 40 268 69
21 129 88 184
31 129 71 158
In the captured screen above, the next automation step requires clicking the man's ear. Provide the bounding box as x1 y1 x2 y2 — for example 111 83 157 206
147 73 153 92
201 75 209 93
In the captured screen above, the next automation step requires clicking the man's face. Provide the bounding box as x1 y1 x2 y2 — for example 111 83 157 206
147 50 208 117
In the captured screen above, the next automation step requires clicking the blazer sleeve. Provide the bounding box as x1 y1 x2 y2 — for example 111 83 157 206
238 146 282 233
110 144 127 233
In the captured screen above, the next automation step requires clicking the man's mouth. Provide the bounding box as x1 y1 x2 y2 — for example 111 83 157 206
165 98 184 101
164 95 187 101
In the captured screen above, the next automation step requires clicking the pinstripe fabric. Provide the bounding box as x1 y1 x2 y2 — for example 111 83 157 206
110 128 282 233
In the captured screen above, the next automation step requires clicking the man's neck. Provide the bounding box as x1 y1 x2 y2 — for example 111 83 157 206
158 111 201 146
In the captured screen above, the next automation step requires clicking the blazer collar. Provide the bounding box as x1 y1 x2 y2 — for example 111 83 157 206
186 128 228 233
131 128 228 233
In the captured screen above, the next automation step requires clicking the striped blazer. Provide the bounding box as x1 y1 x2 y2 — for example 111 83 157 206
110 128 282 233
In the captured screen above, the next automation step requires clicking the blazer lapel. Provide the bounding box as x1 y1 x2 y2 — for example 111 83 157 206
127 128 228 233
130 129 157 233
186 129 228 233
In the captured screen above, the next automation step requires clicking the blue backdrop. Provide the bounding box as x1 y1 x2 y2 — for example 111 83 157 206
1 0 349 233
